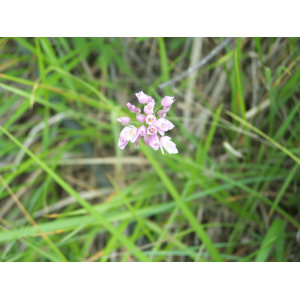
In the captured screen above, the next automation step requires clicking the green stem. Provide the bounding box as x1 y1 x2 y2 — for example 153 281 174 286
153 105 162 115
129 121 141 125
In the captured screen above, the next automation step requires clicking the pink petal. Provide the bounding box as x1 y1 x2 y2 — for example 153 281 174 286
148 97 155 104
133 107 141 114
161 96 175 107
117 117 130 125
127 102 135 113
144 103 154 114
159 138 165 155
136 114 146 123
148 134 160 151
145 114 156 125
134 135 141 148
137 125 147 136
165 119 175 130
135 91 150 104
147 125 158 135
144 135 150 146
118 135 129 149
154 125 164 136
157 110 167 118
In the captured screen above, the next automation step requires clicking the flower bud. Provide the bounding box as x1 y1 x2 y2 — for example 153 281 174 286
148 134 160 151
137 125 147 136
161 96 175 107
127 102 135 112
117 117 130 125
148 97 155 104
127 102 141 114
135 91 149 104
136 114 146 123
157 110 166 118
133 107 141 113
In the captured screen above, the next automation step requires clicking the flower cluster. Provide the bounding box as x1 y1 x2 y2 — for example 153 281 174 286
117 91 178 154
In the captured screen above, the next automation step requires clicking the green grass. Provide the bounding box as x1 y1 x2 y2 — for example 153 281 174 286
0 37 299 262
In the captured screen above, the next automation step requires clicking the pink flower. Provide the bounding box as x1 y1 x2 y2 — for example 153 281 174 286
120 125 139 143
144 135 150 146
148 134 160 151
165 105 172 112
133 107 141 113
161 96 175 107
147 125 157 135
157 110 167 118
117 117 130 125
136 114 146 123
160 136 178 154
135 91 149 104
155 118 174 134
161 97 175 113
148 97 155 104
137 125 147 136
154 126 164 136
127 102 135 112
118 136 128 149
134 135 142 148
127 102 141 114
118 92 177 153
144 102 154 114
145 114 156 125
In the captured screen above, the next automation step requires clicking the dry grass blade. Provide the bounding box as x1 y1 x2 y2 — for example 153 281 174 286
159 37 235 88
58 157 150 166
0 175 68 262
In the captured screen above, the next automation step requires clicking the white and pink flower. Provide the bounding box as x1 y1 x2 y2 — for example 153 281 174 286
154 118 174 135
136 114 146 123
117 117 130 125
149 134 160 151
144 102 154 114
145 114 156 125
117 92 177 154
127 102 141 114
157 110 167 118
147 125 158 135
161 96 175 107
160 136 178 154
135 91 150 104
120 125 139 143
137 125 147 136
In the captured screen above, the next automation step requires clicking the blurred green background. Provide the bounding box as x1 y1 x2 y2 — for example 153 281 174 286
0 37 299 262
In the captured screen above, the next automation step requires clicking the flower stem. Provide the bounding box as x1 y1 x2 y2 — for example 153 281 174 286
153 105 162 115
129 121 141 125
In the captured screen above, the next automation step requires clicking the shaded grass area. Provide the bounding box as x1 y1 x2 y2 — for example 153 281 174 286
0 37 300 262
